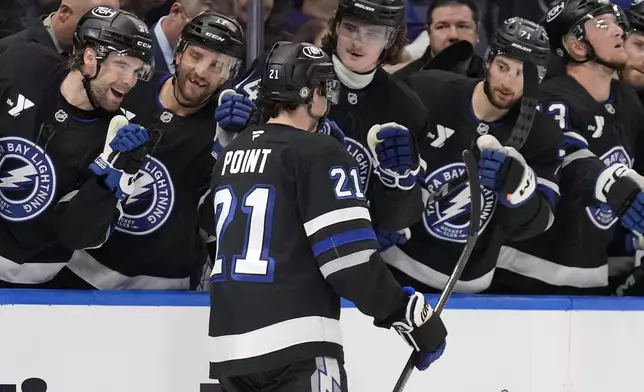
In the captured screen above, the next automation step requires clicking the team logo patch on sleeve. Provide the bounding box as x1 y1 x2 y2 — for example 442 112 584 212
0 137 56 221
115 156 175 235
586 146 631 230
422 163 496 243
344 137 373 190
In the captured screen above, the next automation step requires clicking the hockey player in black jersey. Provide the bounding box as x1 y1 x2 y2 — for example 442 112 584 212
497 0 644 295
214 0 427 238
621 1 644 93
207 41 447 392
382 18 563 294
48 12 245 290
0 6 154 288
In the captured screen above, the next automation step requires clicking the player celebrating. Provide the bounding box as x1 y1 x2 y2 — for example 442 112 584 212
0 6 154 288
381 17 563 294
497 0 644 295
49 12 246 290
206 41 447 391
215 0 427 238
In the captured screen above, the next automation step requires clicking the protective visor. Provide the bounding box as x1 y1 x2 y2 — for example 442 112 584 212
100 46 155 82
308 61 341 104
180 44 243 81
337 17 396 46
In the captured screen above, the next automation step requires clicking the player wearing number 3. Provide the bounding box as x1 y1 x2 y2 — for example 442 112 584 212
205 42 447 392
214 0 428 251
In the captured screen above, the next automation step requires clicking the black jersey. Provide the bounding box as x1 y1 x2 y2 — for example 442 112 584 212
496 76 644 294
58 73 217 290
385 70 562 293
224 53 426 231
207 123 405 378
0 43 120 287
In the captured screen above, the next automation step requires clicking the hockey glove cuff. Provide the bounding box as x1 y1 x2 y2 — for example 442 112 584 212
367 122 420 190
214 89 255 133
477 135 536 207
317 119 346 146
392 286 447 370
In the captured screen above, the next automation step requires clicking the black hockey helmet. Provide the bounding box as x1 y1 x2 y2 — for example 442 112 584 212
543 0 626 62
73 5 154 81
626 0 644 33
176 12 245 81
486 17 551 81
336 0 405 28
261 41 340 106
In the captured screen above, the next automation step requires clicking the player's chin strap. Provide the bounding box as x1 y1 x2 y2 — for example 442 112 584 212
569 37 624 71
82 64 103 111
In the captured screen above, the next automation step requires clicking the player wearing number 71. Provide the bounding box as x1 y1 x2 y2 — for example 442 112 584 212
205 41 447 392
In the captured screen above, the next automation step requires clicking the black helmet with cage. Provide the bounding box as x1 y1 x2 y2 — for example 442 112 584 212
176 12 245 82
543 0 627 65
260 41 340 118
486 17 551 81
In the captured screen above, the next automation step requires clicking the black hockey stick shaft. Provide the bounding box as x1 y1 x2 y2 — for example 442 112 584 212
422 62 540 207
392 150 482 392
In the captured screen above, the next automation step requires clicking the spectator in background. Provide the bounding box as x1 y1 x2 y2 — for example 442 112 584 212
293 18 329 46
392 0 484 80
284 0 338 39
119 0 168 18
0 0 120 56
236 0 274 29
150 0 226 74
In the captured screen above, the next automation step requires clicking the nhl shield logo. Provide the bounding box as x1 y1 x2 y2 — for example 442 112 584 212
344 137 372 190
0 137 57 221
422 162 496 243
347 92 358 105
115 155 175 235
586 146 631 229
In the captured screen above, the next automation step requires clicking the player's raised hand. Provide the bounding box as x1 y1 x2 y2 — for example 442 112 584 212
89 116 148 201
391 286 447 371
316 118 346 146
367 122 420 191
215 89 255 132
476 134 536 207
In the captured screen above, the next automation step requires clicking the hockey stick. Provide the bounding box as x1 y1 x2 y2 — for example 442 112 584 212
422 61 540 207
391 149 482 392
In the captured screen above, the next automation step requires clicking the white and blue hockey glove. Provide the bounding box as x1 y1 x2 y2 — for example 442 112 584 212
89 116 149 201
214 88 255 132
594 164 644 235
477 134 536 207
317 118 346 146
375 227 410 251
392 286 447 371
367 122 420 191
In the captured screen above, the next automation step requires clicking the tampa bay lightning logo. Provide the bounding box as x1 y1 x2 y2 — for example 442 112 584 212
586 146 631 230
423 162 496 243
0 137 56 221
115 155 175 235
344 137 372 190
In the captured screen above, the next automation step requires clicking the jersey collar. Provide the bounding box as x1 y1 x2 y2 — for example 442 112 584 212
332 55 376 90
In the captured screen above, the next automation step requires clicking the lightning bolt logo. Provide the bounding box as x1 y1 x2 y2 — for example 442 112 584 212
0 165 37 190
125 173 154 206
433 185 471 226
312 357 342 392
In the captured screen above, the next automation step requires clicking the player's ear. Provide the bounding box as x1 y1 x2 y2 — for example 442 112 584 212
563 34 587 61
82 47 98 76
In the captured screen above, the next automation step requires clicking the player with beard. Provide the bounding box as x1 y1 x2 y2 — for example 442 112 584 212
49 12 246 290
214 0 427 240
377 18 563 294
0 5 154 288
496 0 644 295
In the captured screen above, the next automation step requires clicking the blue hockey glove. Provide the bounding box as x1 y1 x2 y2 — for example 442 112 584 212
214 88 255 133
594 164 644 234
375 228 410 251
89 117 148 201
392 286 447 371
317 119 346 146
477 134 536 207
621 193 644 235
367 122 420 191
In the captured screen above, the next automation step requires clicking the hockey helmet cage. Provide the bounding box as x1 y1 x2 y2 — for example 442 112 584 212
543 0 625 60
73 6 155 81
337 0 405 28
486 17 550 81
177 12 245 80
261 41 340 106
626 0 644 34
